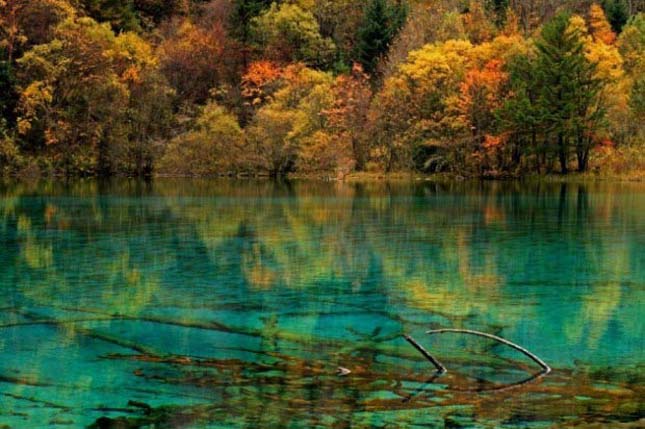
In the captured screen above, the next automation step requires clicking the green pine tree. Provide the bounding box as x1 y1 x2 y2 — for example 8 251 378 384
81 0 141 32
355 0 407 75
535 12 605 173
499 53 548 172
229 0 273 43
0 50 17 130
602 0 629 33
486 0 509 26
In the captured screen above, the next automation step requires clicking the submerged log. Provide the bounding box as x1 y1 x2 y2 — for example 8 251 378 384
0 374 52 387
403 334 447 374
425 328 551 374
2 392 70 410
127 400 152 415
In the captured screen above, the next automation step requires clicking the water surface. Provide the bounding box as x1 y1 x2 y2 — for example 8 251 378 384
0 180 643 428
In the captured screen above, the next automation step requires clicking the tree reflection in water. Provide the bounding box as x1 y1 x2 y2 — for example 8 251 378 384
0 179 643 428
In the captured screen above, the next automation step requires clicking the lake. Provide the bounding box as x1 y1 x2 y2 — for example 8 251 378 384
0 179 643 428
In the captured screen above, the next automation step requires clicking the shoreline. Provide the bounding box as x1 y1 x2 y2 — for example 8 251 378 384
2 170 643 184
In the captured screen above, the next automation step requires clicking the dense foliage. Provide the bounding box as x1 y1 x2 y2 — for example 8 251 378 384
0 0 643 177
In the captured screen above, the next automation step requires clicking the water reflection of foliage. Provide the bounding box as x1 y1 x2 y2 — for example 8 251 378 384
0 179 643 427
1 179 643 338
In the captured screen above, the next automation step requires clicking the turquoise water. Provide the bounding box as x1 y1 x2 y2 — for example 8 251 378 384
0 180 643 428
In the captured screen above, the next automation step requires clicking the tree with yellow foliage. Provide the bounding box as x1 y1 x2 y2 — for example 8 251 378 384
246 64 334 175
16 17 172 175
158 102 245 176
367 40 474 172
251 2 336 68
0 0 75 61
617 13 645 142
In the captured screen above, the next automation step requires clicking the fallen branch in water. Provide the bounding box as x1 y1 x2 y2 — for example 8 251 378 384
128 400 153 415
450 370 548 393
425 328 551 374
0 374 52 387
403 334 447 374
2 392 70 410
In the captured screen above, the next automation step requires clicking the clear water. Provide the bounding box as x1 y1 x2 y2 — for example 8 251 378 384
0 179 643 429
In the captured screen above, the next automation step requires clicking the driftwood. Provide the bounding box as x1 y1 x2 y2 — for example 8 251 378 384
127 400 153 415
452 371 548 393
425 328 551 374
2 392 70 410
402 367 548 401
404 329 551 395
0 374 52 387
403 334 447 374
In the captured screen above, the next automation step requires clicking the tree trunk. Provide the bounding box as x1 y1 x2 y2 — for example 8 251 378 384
576 135 589 172
352 137 365 171
558 133 568 174
577 148 589 172
532 130 541 174
511 139 521 168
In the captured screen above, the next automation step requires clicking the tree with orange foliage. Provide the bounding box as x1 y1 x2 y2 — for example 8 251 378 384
240 60 284 125
241 60 283 107
590 3 617 44
322 63 372 170
158 19 229 104
458 59 512 172
462 0 496 44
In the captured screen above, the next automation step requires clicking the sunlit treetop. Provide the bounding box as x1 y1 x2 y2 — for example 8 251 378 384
590 3 617 44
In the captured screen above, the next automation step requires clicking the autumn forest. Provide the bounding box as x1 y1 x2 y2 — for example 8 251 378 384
0 0 644 178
